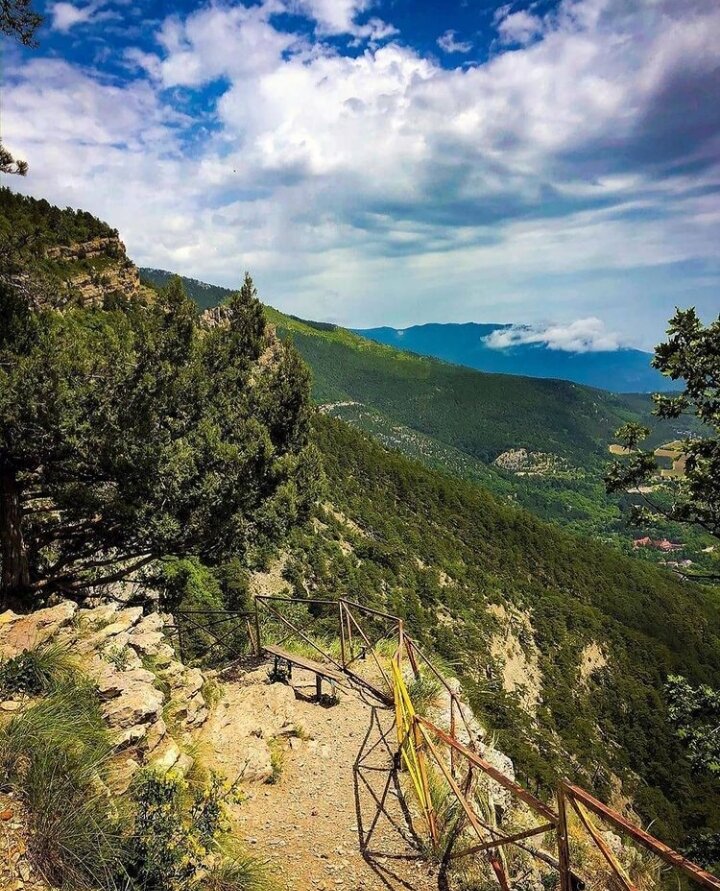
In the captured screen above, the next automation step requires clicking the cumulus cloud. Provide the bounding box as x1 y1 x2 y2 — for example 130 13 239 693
51 1 97 31
495 9 544 45
437 29 473 54
289 0 396 38
6 0 720 341
485 318 626 353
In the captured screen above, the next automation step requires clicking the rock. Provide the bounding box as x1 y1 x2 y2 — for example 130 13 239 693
102 685 164 730
92 607 143 640
184 668 204 696
0 701 21 713
114 724 148 751
0 602 77 658
187 705 208 728
161 660 191 691
151 643 175 667
200 682 297 783
133 613 165 636
185 691 206 724
145 717 167 753
151 740 181 773
174 753 194 777
75 603 120 627
95 666 156 700
127 630 165 657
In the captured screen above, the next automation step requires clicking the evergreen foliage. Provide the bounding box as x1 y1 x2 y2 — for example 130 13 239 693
0 270 318 605
293 414 720 846
607 309 720 572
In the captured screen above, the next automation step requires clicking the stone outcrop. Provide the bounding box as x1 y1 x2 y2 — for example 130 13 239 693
4 236 155 312
201 666 299 783
0 600 209 762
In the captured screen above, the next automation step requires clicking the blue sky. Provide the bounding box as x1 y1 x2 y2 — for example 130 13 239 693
4 0 720 350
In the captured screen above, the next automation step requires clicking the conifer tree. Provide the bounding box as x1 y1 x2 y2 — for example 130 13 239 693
0 274 319 607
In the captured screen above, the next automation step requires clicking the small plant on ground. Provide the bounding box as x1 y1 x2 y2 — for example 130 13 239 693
0 643 78 697
104 644 131 672
266 739 284 785
202 677 224 710
129 768 269 890
197 841 273 891
407 673 443 714
0 675 129 890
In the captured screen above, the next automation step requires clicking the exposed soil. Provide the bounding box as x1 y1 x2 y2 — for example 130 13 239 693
204 663 441 891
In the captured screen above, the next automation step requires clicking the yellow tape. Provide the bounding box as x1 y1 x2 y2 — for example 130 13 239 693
391 657 430 814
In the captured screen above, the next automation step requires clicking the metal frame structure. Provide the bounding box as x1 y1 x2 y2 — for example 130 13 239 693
170 597 720 890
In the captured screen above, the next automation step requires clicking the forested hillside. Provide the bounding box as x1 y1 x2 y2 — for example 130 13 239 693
142 269 707 558
4 201 718 865
301 415 720 851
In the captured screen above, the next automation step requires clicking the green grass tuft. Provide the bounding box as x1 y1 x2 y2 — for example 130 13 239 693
0 643 79 696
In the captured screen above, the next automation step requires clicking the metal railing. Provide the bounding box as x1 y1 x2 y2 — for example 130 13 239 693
168 595 720 889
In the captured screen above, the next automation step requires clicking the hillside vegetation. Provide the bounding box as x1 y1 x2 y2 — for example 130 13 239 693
2 198 718 874
142 270 708 558
299 415 720 851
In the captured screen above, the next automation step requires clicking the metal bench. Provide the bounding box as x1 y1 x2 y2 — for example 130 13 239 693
263 643 344 699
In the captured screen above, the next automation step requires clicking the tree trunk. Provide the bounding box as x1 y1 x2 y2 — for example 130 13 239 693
0 466 30 607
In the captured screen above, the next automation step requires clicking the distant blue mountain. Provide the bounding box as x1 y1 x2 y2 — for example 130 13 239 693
353 322 678 393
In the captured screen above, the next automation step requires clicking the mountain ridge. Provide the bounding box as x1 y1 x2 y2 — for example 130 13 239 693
354 321 678 393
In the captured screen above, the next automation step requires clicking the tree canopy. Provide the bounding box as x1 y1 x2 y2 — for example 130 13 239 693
0 273 320 607
606 308 720 577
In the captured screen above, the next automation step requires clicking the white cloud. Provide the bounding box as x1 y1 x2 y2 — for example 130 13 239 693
485 317 626 352
51 2 96 31
5 0 720 344
496 10 544 45
288 0 396 38
437 30 473 54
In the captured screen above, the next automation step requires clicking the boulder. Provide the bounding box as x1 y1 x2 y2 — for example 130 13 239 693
145 717 167 753
151 740 181 773
114 724 149 751
75 603 120 627
102 685 164 730
0 602 77 658
93 607 143 639
95 666 157 701
127 630 165 657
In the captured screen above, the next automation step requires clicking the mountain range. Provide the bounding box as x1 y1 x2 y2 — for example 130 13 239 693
354 322 678 393
140 267 705 553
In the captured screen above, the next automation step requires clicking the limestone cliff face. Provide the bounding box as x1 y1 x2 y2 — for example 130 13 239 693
5 235 155 310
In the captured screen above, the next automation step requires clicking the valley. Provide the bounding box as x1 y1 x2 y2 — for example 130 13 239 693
142 268 716 573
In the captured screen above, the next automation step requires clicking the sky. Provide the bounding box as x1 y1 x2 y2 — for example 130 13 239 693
3 0 720 351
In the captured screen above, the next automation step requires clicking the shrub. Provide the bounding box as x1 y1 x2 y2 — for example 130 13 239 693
406 673 442 714
0 643 78 696
0 677 129 890
266 739 284 785
129 768 265 891
197 843 273 891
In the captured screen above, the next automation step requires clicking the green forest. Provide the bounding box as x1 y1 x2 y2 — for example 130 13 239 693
1 194 718 874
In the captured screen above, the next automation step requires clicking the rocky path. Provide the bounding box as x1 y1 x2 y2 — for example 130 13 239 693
202 664 441 891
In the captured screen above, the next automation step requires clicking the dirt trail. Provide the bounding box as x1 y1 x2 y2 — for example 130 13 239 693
202 663 440 891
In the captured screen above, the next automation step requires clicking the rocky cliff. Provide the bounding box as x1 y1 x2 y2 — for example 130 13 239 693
4 235 155 311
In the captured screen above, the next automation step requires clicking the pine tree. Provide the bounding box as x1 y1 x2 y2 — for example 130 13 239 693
0 274 319 607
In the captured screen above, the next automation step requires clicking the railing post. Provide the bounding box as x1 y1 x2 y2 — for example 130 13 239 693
556 782 573 891
177 614 185 663
339 600 346 668
254 599 262 657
